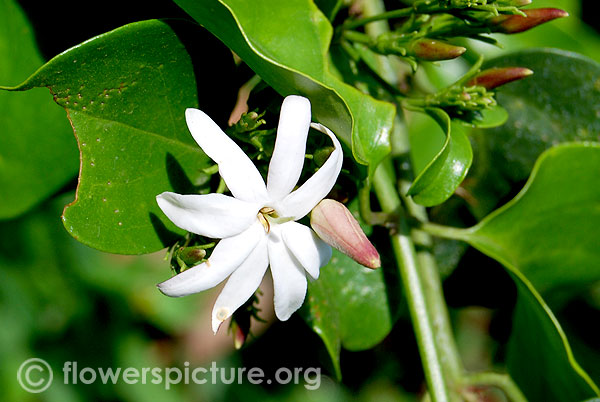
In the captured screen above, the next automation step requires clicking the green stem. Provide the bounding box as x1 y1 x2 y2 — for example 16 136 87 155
399 180 464 382
342 30 373 45
461 372 527 402
373 162 455 402
420 221 471 242
344 7 415 30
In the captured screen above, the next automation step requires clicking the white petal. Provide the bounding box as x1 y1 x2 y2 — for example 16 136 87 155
280 221 331 280
266 96 311 200
280 123 343 219
211 237 269 333
268 226 308 321
185 108 268 203
157 222 265 297
156 192 260 239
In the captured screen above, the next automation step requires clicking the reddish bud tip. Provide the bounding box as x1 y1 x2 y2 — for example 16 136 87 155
491 8 569 34
467 67 533 89
233 322 246 350
311 199 381 269
410 39 466 61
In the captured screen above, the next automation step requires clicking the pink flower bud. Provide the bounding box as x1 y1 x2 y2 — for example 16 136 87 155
410 39 466 61
491 8 569 34
467 67 533 89
310 199 381 269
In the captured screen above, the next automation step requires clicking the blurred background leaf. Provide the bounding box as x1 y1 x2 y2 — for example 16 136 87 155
0 0 78 219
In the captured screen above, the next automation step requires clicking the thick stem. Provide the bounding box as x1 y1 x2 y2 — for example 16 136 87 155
399 181 464 382
373 162 455 402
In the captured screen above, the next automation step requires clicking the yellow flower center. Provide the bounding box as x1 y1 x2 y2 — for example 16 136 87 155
257 206 278 233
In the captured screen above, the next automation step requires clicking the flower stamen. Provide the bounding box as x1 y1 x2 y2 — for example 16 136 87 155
257 212 270 233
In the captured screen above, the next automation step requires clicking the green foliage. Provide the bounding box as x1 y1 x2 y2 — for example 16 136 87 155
5 20 217 254
2 0 600 400
507 274 599 401
462 143 600 292
302 239 402 378
481 49 600 183
174 0 395 173
407 108 473 206
0 0 78 219
431 143 600 398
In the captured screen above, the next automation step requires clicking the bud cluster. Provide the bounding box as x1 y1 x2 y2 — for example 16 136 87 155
226 109 276 162
170 244 213 274
437 85 496 111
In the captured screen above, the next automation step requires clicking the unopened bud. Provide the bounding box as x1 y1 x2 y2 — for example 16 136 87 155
467 67 533 89
490 8 569 34
410 39 466 61
171 245 208 273
310 199 380 269
230 320 247 350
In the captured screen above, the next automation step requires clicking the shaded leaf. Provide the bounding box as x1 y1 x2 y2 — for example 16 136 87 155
481 49 600 183
0 0 78 219
435 143 600 399
301 201 401 378
302 248 401 379
506 272 600 401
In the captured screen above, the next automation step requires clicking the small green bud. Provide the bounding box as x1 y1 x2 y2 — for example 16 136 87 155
171 245 208 273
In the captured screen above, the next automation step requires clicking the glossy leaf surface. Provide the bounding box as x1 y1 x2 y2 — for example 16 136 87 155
7 20 226 253
302 248 401 378
482 49 600 182
407 108 473 207
462 143 600 292
174 0 395 172
442 143 600 399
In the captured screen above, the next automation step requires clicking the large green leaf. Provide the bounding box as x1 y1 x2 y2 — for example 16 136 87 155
5 20 227 253
432 143 600 399
174 0 395 172
506 272 599 402
302 248 401 379
459 143 600 292
481 49 600 183
407 108 473 207
0 0 78 219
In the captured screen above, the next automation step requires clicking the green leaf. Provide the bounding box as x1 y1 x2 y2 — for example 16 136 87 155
458 105 508 129
481 49 600 183
174 0 395 172
0 0 78 219
302 248 401 379
407 108 473 207
506 272 600 401
6 20 226 254
301 200 401 378
460 143 600 292
433 143 600 399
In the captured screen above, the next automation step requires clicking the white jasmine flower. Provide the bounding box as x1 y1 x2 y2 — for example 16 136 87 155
156 96 343 333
